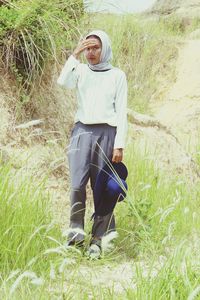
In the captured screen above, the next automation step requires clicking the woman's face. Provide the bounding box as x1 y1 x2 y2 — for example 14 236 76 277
84 37 102 65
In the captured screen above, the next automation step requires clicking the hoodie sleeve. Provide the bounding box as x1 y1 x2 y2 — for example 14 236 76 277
113 71 128 149
57 55 80 89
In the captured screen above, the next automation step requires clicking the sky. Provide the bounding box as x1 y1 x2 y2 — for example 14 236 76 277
84 0 157 13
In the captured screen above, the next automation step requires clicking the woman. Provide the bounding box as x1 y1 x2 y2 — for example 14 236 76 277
57 30 127 257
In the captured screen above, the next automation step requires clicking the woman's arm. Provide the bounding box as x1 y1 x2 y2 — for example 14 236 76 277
57 55 80 89
112 72 128 163
57 38 99 89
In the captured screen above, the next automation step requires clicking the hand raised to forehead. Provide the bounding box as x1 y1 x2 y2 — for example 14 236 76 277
73 38 100 59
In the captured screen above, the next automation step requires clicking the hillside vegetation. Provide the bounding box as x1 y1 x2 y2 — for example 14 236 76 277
0 0 83 90
150 0 200 17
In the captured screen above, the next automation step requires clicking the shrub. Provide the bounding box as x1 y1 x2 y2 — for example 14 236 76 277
0 0 83 92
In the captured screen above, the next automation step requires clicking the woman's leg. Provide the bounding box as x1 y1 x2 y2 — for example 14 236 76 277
67 123 92 245
89 125 116 247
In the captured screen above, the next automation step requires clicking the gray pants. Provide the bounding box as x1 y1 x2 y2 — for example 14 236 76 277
67 122 116 244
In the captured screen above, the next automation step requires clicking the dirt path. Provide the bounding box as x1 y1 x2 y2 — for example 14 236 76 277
126 37 200 182
152 39 200 153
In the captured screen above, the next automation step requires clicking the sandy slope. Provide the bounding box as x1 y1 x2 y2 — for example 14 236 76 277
153 39 200 153
150 0 200 17
125 37 200 182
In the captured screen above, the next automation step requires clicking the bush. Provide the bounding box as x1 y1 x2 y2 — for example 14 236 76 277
0 0 83 92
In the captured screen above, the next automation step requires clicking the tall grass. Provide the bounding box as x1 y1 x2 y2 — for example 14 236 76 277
0 162 60 276
124 241 200 299
116 143 200 258
1 145 200 298
195 142 200 167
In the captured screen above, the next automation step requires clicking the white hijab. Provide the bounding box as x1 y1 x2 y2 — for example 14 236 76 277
85 30 113 71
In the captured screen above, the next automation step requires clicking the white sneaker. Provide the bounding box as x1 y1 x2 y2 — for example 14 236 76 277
87 244 101 260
